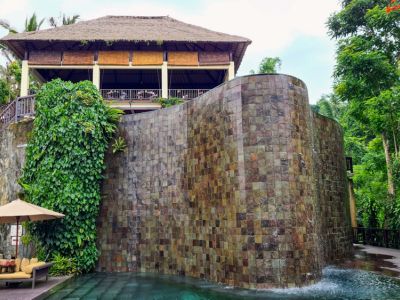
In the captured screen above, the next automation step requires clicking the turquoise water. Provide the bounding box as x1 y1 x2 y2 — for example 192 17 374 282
44 267 400 300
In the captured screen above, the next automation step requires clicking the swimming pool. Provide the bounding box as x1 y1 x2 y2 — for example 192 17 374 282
44 267 400 300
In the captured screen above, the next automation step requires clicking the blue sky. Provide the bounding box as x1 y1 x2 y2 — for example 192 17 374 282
0 0 341 103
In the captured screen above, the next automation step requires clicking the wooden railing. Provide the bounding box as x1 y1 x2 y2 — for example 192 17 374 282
169 89 209 100
353 227 400 249
101 89 161 101
0 95 35 132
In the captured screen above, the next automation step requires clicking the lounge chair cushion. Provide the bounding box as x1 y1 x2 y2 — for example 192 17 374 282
15 258 21 272
30 258 38 264
22 262 46 274
0 271 31 279
20 258 29 272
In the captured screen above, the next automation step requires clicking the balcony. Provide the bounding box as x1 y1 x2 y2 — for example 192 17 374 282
1 88 212 131
100 89 209 101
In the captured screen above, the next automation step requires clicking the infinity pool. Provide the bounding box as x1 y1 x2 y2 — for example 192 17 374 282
44 267 400 300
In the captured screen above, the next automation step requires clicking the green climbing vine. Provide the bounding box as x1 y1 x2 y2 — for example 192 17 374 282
19 79 122 273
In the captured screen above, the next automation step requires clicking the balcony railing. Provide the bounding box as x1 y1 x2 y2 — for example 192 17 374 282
0 88 211 131
101 89 161 101
101 89 209 101
169 89 209 100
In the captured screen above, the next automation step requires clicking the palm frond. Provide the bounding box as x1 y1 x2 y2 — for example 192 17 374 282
49 17 58 28
62 14 80 25
0 19 17 33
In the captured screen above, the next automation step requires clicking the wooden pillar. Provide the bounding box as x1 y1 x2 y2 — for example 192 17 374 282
348 179 357 228
162 61 168 99
20 60 29 97
226 61 235 82
93 65 100 89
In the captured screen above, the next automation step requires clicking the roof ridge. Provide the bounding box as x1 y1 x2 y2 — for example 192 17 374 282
102 15 170 19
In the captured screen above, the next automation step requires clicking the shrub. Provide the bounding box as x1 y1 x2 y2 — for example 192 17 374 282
112 136 127 154
49 253 78 276
20 79 122 274
154 97 184 108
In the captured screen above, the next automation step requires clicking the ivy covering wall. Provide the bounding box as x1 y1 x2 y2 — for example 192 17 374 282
19 79 121 273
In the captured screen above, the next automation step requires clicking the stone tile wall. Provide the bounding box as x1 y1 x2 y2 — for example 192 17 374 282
97 74 352 288
0 120 33 257
311 113 353 263
0 74 352 287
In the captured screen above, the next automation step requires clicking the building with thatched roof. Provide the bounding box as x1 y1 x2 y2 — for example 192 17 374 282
1 16 251 112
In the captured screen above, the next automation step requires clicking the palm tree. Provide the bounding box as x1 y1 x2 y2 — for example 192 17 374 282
49 14 80 28
0 19 17 63
24 13 45 32
0 14 44 103
1 14 45 33
0 14 45 63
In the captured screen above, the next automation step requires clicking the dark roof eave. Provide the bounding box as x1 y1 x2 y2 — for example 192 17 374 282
0 40 24 60
1 39 252 70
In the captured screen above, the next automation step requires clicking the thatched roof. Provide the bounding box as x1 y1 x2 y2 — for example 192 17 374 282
1 16 251 71
1 16 251 43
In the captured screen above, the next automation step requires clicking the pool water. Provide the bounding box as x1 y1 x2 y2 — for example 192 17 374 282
44 267 400 300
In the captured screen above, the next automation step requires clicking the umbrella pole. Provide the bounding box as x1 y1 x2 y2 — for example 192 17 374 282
15 217 19 258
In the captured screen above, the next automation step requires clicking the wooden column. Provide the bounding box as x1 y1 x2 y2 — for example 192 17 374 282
227 61 235 81
162 61 168 99
20 60 29 97
93 64 100 89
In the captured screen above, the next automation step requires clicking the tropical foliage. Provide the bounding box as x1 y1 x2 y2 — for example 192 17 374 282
19 79 122 274
250 57 282 74
0 13 80 104
155 97 184 108
49 14 80 27
327 0 400 229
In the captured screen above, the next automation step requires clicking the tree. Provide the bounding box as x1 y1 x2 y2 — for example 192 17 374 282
250 57 282 74
0 61 21 101
49 14 80 28
311 94 344 121
0 14 45 61
0 14 45 101
0 79 11 105
328 0 400 207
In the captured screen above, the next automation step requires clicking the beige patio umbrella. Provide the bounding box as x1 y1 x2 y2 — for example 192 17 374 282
0 199 64 257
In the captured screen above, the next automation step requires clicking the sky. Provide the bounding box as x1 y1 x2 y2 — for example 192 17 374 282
0 0 341 103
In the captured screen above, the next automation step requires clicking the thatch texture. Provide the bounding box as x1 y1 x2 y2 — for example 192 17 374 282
98 51 129 65
1 16 251 71
168 51 198 66
1 16 250 43
133 51 163 65
63 51 94 65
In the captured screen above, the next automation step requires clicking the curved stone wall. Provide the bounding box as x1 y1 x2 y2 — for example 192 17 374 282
97 74 353 289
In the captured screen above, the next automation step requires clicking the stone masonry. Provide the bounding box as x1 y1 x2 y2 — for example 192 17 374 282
0 74 352 288
0 119 32 257
96 74 353 289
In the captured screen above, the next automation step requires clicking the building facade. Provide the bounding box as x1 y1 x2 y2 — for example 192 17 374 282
1 16 251 113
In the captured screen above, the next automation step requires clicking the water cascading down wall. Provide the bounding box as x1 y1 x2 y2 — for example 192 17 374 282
97 74 353 289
